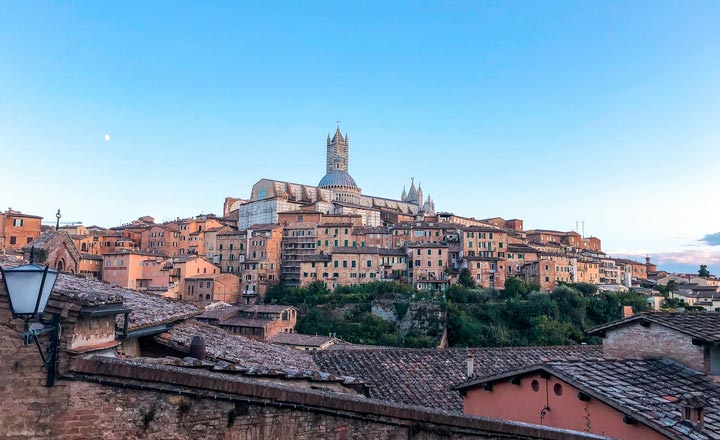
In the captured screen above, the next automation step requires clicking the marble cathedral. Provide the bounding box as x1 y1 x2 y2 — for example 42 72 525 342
236 127 436 228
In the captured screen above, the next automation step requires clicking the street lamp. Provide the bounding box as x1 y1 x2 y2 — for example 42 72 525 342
0 250 61 386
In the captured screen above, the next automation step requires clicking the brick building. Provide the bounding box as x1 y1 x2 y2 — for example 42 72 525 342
183 273 241 304
241 224 283 302
0 208 42 251
216 228 246 274
197 304 298 341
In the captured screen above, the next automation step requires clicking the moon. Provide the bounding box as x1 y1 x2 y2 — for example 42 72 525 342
104 134 111 142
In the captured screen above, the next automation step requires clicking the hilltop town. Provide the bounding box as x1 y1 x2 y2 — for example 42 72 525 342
3 127 701 305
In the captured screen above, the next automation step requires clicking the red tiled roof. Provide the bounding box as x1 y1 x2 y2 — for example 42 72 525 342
314 345 602 412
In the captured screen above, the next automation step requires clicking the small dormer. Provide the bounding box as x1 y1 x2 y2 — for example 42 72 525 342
680 393 706 431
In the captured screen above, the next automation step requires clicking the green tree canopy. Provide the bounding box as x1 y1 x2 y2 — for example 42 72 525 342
699 265 711 278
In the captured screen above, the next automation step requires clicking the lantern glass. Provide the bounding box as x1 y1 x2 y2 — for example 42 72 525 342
1 264 59 318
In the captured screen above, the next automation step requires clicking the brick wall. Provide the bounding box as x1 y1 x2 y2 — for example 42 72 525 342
602 323 708 373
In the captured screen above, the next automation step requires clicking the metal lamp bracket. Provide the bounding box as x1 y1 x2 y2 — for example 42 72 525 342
19 314 61 387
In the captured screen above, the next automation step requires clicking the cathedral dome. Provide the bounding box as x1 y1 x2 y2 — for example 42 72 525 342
318 170 358 189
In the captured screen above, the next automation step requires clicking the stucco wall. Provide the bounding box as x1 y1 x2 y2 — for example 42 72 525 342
463 373 666 440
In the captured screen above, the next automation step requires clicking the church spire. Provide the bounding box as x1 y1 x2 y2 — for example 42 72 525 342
406 178 419 205
326 125 349 174
401 185 407 201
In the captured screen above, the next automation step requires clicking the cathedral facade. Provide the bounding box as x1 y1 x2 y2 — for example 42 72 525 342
237 127 436 228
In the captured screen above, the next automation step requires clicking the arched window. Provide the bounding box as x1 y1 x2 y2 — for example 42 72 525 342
206 294 211 300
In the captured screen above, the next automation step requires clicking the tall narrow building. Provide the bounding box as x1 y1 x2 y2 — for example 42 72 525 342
326 127 349 173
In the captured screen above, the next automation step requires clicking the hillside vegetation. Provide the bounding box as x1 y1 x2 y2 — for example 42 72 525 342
264 278 651 347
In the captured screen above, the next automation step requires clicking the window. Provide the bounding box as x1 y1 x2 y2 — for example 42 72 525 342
12 218 23 227
367 260 372 268
438 260 442 266
9 236 16 245
351 261 356 268
343 261 347 268
427 249 431 255
334 261 339 268
427 261 431 267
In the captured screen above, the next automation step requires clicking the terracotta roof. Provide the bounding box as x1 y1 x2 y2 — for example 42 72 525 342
219 317 273 328
314 345 602 412
237 304 296 313
3 211 43 219
507 244 539 253
406 242 449 248
119 289 200 330
196 305 241 321
463 226 504 233
331 246 396 255
154 320 317 371
269 333 339 347
458 358 720 440
587 312 720 343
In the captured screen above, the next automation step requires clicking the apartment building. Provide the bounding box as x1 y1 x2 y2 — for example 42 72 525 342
407 243 450 291
0 208 42 251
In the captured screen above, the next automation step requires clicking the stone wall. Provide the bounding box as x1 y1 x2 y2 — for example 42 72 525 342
372 300 445 337
602 322 708 373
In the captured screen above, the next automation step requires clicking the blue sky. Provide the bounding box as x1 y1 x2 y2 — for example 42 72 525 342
1 1 719 274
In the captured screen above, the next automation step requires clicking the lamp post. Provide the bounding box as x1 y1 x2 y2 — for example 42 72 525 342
1 250 61 386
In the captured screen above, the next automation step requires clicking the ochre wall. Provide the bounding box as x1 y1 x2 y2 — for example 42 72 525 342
463 373 667 440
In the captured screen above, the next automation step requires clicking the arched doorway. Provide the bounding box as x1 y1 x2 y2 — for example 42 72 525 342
56 259 65 272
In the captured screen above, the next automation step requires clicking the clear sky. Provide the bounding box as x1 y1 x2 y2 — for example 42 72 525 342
1 1 719 274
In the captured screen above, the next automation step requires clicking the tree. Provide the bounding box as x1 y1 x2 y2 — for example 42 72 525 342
699 265 711 278
502 277 529 299
458 268 476 288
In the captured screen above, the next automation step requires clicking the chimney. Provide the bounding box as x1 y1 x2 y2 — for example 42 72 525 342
189 335 206 361
622 306 634 319
680 394 706 432
466 353 474 378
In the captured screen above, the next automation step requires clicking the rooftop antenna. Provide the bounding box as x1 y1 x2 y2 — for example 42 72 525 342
582 220 586 238
575 220 579 233
55 209 61 231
